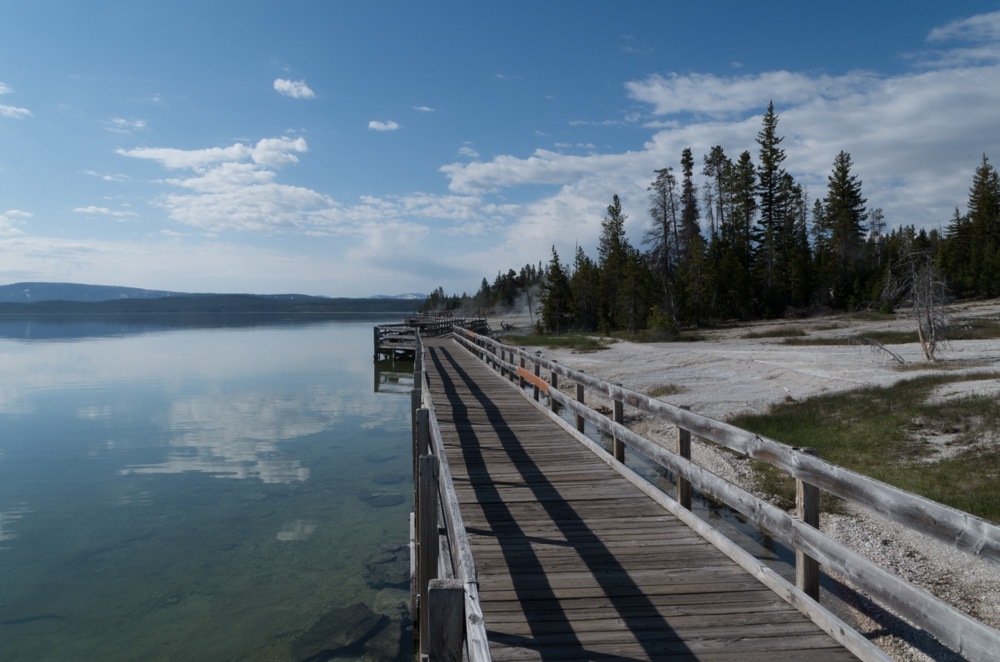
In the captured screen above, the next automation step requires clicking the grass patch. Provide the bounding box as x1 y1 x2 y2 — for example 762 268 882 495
743 328 807 339
498 332 611 352
728 372 1000 522
609 329 707 343
950 318 1000 341
647 384 686 398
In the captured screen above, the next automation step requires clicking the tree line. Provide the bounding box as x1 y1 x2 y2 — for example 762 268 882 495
426 103 1000 335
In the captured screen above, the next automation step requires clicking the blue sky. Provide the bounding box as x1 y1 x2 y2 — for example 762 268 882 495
2 2 1000 297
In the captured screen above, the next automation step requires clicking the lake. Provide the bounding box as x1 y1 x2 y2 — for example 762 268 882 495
0 314 416 661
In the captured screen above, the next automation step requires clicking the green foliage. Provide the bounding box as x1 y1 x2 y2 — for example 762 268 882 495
730 374 1000 521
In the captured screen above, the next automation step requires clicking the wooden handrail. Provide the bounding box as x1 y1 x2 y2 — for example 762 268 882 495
411 332 491 661
453 326 1000 662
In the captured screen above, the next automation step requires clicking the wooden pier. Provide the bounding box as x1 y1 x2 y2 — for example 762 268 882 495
408 328 1000 661
374 316 491 361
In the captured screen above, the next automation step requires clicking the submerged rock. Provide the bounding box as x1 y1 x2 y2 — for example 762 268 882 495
292 602 388 661
364 451 397 464
371 472 407 486
364 542 410 590
358 489 404 508
363 618 412 661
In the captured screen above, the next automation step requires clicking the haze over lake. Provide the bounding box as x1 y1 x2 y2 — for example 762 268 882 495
0 314 414 661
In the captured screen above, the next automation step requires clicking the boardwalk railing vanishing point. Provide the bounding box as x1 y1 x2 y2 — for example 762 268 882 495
407 324 1000 660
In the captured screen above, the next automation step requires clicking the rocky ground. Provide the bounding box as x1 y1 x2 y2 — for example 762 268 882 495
487 300 1000 662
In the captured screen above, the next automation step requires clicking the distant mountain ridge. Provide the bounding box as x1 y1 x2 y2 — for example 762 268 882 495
0 282 427 303
0 282 189 303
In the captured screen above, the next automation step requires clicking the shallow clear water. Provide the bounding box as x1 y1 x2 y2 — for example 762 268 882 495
0 315 414 661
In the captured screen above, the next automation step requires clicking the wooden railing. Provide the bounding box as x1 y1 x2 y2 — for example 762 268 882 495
410 332 491 661
453 326 1000 662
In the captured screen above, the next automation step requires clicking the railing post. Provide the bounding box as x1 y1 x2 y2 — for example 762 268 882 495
427 578 464 662
575 377 585 433
796 447 821 601
519 352 526 389
613 383 625 463
413 408 429 550
550 362 558 412
418 453 440 654
676 405 692 510
533 352 541 401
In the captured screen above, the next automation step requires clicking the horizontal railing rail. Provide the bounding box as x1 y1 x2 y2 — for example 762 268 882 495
410 332 491 661
452 326 1000 662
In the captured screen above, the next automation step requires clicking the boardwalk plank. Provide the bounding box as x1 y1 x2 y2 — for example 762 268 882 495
423 338 859 661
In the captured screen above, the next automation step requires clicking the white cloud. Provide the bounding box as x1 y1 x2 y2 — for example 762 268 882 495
273 78 315 99
73 206 137 219
118 136 306 170
0 104 31 119
105 117 147 133
0 210 30 236
368 120 400 132
458 146 479 158
928 10 1000 43
0 82 30 118
413 105 435 112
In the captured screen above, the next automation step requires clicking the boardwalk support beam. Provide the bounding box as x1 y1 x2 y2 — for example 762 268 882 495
797 447 821 601
676 405 692 510
428 578 464 662
418 453 440 655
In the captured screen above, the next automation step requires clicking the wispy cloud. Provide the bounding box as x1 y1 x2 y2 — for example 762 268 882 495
458 146 480 158
0 209 30 236
0 82 31 119
118 136 308 170
73 206 137 219
273 78 315 99
368 120 400 132
413 105 435 112
105 117 147 133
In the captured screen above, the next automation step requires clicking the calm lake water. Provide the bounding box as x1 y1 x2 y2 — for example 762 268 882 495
0 314 415 661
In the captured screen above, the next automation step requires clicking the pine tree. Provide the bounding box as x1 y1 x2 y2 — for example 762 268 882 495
679 147 702 258
539 246 573 333
644 168 680 314
702 145 728 237
570 245 600 331
754 102 788 312
598 194 630 329
819 151 868 307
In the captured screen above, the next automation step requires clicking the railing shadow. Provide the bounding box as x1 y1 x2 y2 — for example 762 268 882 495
429 343 695 660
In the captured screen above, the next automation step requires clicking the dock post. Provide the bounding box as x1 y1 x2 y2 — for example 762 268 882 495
796 447 821 601
550 362 558 412
418 453 440 655
613 384 625 463
533 352 541 401
428 578 464 661
676 405 692 510
575 377 585 433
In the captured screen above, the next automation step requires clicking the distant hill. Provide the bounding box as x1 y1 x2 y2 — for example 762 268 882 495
371 292 428 300
0 282 424 313
0 282 187 303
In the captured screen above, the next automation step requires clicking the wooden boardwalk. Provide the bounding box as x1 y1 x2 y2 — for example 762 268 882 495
423 337 859 661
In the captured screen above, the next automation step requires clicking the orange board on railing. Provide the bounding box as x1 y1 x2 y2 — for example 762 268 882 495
466 329 475 339
517 366 549 394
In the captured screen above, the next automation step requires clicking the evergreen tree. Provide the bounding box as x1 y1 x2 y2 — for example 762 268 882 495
679 147 703 258
570 245 600 331
702 145 729 238
644 168 680 315
754 102 788 312
598 194 630 330
539 246 573 333
818 151 868 307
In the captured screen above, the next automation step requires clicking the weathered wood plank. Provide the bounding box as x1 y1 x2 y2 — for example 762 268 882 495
423 337 876 662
